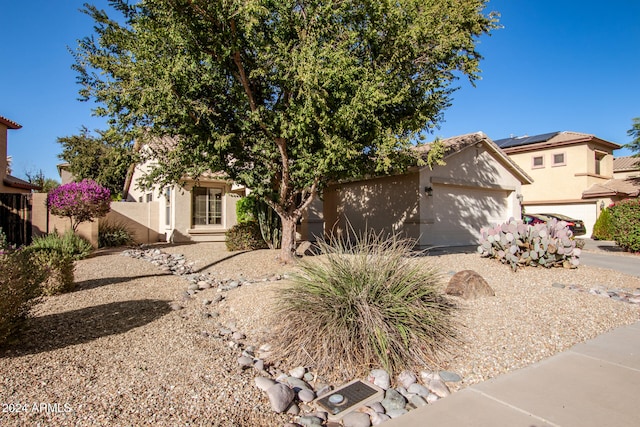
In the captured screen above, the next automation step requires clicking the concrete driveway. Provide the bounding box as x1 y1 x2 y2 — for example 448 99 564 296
578 239 640 278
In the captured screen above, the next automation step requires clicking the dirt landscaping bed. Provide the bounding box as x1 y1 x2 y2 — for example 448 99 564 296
1 242 638 426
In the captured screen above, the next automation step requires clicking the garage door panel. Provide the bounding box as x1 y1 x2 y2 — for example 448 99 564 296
429 185 510 246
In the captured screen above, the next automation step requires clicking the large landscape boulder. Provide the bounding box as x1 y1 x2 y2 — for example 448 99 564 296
445 270 495 300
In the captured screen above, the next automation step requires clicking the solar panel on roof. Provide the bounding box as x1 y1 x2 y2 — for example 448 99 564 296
495 131 560 149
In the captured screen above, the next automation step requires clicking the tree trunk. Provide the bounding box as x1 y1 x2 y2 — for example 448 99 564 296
279 215 298 263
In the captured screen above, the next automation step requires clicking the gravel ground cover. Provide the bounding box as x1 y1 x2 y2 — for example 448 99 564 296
1 242 638 426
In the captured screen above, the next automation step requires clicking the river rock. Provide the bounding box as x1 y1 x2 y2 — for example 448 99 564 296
370 412 391 425
255 376 277 391
397 370 417 388
298 388 316 402
297 415 323 427
290 366 306 379
342 411 371 427
439 370 462 382
407 383 430 397
368 369 391 390
266 383 295 413
284 376 312 391
427 378 451 398
381 388 406 412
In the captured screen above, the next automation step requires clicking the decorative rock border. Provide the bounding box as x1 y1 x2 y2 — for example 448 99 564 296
552 282 640 304
122 247 465 425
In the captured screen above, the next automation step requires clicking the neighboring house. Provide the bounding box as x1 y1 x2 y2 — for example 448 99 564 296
0 115 40 193
495 131 620 237
0 115 40 246
613 156 640 180
322 132 532 248
126 160 246 243
580 156 640 206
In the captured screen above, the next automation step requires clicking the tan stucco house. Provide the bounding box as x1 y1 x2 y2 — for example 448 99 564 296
0 115 40 193
495 131 622 237
126 159 246 243
322 132 532 248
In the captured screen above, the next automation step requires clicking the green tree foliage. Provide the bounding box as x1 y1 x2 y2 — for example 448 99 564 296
57 127 137 198
25 169 59 193
74 0 498 261
608 199 640 252
627 117 640 155
591 207 615 240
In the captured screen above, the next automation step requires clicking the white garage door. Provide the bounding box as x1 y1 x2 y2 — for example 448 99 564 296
429 184 510 246
527 202 598 237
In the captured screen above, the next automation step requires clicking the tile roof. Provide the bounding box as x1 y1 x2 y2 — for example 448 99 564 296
415 131 533 184
0 115 22 129
582 177 640 198
3 174 41 191
614 156 640 171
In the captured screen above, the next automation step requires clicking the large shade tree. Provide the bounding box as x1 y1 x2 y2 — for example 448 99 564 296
74 0 498 261
627 117 640 156
57 127 138 199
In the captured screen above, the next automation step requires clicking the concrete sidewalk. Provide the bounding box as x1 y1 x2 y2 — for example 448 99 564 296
384 321 640 427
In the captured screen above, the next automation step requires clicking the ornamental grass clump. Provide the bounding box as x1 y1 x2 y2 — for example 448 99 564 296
271 230 457 380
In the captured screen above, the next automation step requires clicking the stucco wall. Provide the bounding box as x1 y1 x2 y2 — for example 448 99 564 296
31 193 99 246
324 172 421 241
106 201 161 244
508 144 614 203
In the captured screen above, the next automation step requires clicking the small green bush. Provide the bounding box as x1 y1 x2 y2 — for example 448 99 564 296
0 249 47 345
236 196 257 223
29 248 76 296
271 230 457 380
592 208 615 240
609 198 640 252
31 230 93 260
0 227 9 250
99 220 135 247
478 218 581 271
225 221 268 251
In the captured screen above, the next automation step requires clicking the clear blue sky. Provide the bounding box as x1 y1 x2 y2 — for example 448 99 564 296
2 0 639 181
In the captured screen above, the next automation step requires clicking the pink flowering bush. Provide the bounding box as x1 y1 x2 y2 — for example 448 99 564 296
47 179 111 231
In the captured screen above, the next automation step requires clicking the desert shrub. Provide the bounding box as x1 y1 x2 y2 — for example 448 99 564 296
29 248 76 296
0 249 47 345
592 208 615 240
99 220 135 247
225 221 268 251
270 230 457 380
236 196 257 223
478 218 581 271
0 227 8 251
31 230 93 260
609 198 640 252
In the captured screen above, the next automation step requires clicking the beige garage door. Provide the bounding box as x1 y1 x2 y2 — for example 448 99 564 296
429 184 510 246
